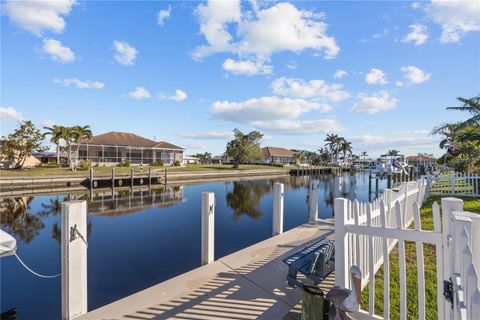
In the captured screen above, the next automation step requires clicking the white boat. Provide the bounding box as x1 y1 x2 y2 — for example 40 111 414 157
0 228 17 257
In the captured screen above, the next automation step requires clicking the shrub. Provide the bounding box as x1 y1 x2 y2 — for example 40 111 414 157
77 160 92 171
152 160 164 167
174 160 181 167
117 160 131 167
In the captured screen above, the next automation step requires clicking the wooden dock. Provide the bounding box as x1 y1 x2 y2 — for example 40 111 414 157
289 166 346 176
77 222 335 320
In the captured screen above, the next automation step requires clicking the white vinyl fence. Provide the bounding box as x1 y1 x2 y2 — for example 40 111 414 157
430 171 480 197
335 178 480 320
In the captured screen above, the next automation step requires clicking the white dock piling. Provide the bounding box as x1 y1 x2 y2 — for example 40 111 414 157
61 200 88 320
201 192 215 265
272 183 284 236
309 180 318 223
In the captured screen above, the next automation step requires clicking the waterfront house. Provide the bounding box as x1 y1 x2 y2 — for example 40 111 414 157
406 155 437 167
73 131 184 166
262 146 296 165
183 155 200 164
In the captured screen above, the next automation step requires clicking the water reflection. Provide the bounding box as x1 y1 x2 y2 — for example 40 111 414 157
226 181 272 220
0 197 42 244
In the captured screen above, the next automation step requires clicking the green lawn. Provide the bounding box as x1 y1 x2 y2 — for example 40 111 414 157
0 164 289 177
360 196 480 319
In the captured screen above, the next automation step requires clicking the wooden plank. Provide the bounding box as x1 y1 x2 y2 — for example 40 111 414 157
413 202 425 320
395 201 407 320
379 200 390 319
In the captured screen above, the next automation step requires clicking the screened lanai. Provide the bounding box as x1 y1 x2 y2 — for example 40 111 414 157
74 131 184 165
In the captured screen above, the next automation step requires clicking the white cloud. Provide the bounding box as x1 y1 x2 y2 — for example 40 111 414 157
185 141 208 150
113 40 137 66
157 5 171 26
271 77 350 106
42 119 56 128
287 61 297 70
411 2 422 10
333 69 348 79
365 68 388 85
402 24 429 46
193 1 339 62
0 107 25 121
169 89 188 101
222 58 272 75
401 66 431 84
128 87 150 100
179 131 233 140
211 96 330 123
349 91 398 114
396 81 404 87
40 38 75 63
3 0 76 36
251 119 345 135
54 78 104 89
350 130 440 155
427 0 480 43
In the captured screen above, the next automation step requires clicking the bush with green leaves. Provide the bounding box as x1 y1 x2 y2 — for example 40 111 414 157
174 160 181 167
117 160 131 167
151 160 164 167
77 160 92 171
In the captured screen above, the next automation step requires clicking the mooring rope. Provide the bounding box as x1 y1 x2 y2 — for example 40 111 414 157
13 251 61 279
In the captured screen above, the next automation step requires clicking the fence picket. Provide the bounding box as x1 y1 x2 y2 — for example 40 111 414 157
380 200 390 319
413 202 425 320
367 203 375 315
432 201 446 320
395 201 407 320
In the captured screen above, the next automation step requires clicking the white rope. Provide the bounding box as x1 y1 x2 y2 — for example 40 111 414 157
13 251 61 279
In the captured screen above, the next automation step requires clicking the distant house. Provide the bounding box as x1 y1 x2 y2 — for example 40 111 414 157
262 147 296 165
33 152 68 165
73 131 184 166
406 155 436 167
212 155 225 164
183 155 200 164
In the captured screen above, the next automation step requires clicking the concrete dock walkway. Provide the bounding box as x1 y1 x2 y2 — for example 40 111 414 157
78 222 335 320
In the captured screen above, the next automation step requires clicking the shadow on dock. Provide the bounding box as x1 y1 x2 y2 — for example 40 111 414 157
79 224 335 320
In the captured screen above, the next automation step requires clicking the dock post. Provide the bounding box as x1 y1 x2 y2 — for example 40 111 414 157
368 173 372 194
111 167 115 188
89 168 94 189
375 178 379 194
201 192 215 265
130 167 134 187
387 174 392 189
148 166 152 185
61 201 88 320
272 183 284 236
164 167 167 185
309 180 318 223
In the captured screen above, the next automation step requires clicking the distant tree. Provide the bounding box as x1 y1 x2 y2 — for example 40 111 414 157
339 140 353 160
1 120 47 169
225 129 264 168
62 125 92 171
317 148 330 164
324 134 344 162
193 152 212 164
44 125 67 166
386 149 401 159
360 151 368 159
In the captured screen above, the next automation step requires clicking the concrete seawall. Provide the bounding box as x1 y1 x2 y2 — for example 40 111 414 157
0 169 290 197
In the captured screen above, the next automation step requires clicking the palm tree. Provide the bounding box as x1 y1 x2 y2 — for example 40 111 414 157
70 125 93 171
324 134 343 162
386 149 401 159
446 96 480 128
44 125 67 166
360 151 368 159
61 125 92 171
339 140 352 160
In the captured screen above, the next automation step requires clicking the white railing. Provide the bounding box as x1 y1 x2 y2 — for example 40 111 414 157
335 184 480 320
335 179 427 291
430 171 480 197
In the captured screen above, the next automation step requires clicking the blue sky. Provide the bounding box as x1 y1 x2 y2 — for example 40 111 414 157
1 0 479 158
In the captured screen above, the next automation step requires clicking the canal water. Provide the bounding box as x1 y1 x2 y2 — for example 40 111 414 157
1 173 386 319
